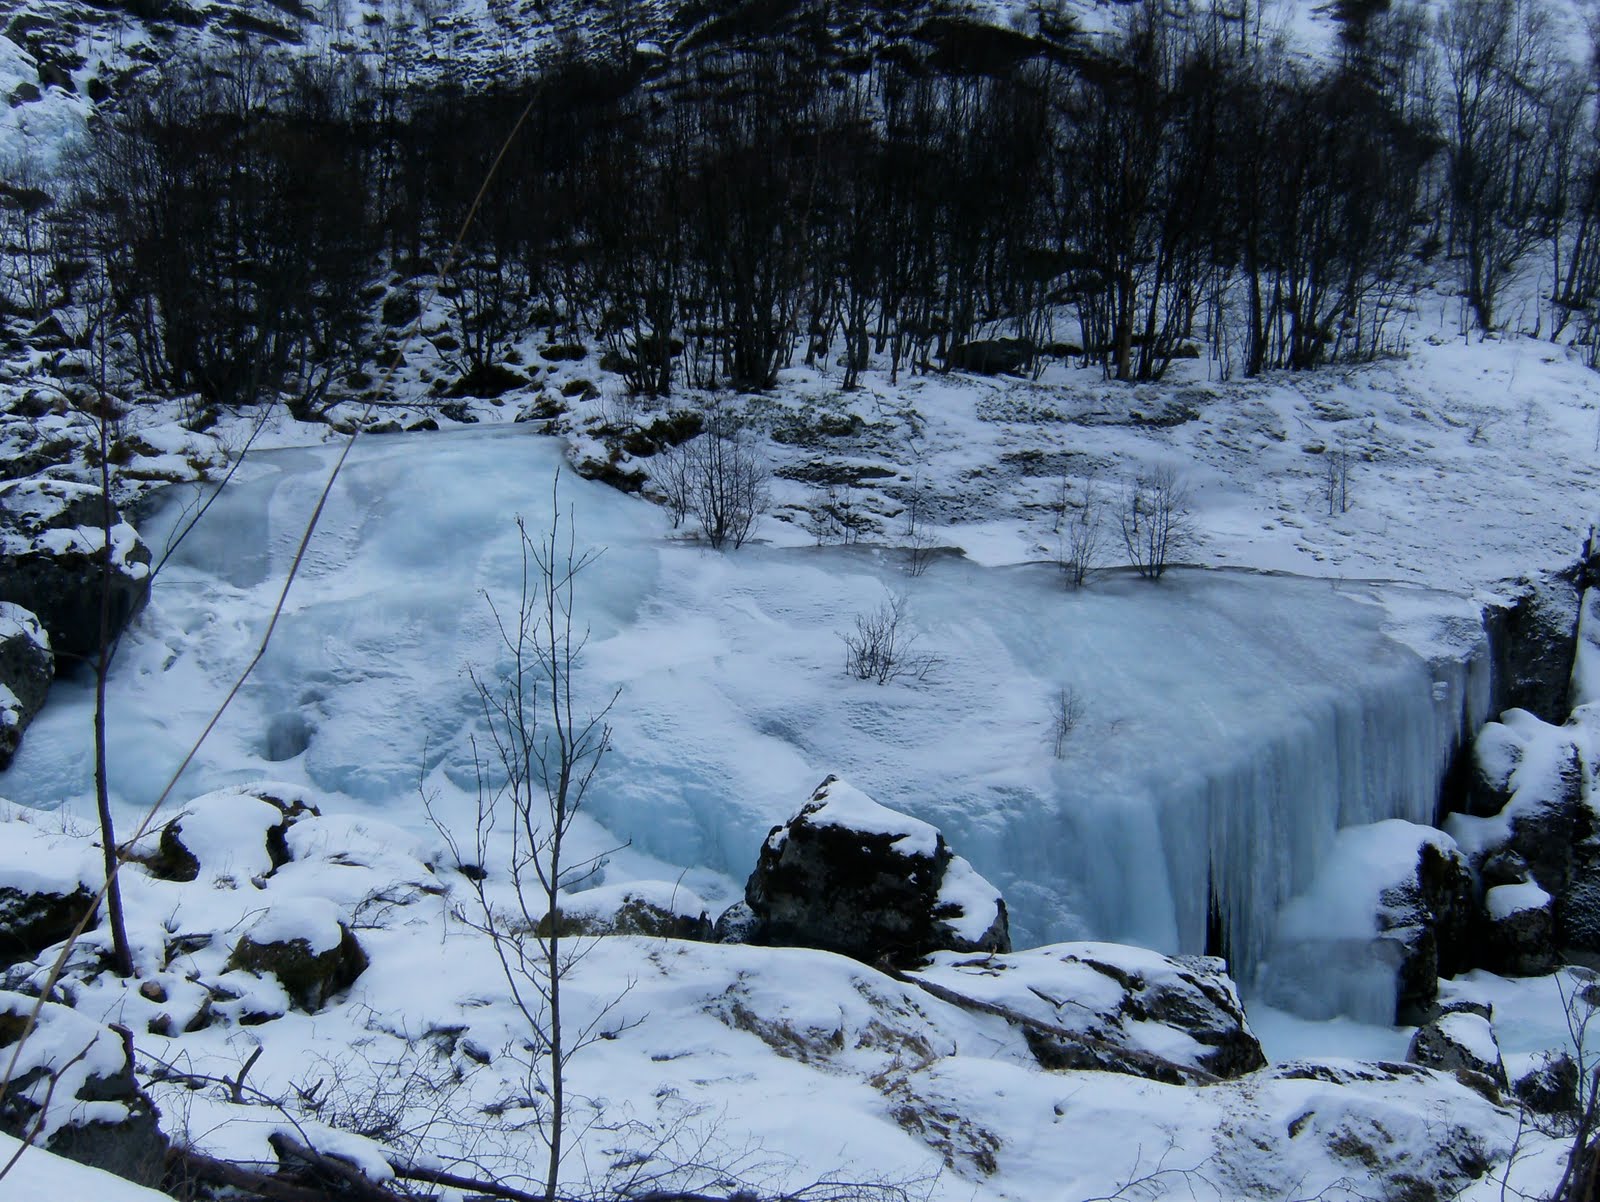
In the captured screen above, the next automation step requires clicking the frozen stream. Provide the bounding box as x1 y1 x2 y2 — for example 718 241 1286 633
6 426 1492 999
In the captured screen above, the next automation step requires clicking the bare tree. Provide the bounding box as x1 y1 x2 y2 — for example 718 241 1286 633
429 480 625 1202
841 593 941 685
685 401 769 550
1322 440 1352 516
1119 467 1193 581
1054 471 1104 588
1049 686 1086 758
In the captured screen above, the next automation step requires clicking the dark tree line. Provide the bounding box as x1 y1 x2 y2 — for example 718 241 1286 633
10 0 1600 410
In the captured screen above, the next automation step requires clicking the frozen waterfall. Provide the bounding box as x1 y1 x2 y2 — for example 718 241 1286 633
5 426 1493 1012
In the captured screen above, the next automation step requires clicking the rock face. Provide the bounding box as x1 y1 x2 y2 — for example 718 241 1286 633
0 991 168 1185
0 478 151 665
0 603 53 768
1383 838 1478 1021
744 776 1009 966
1484 576 1581 726
915 942 1266 1082
1406 1003 1507 1090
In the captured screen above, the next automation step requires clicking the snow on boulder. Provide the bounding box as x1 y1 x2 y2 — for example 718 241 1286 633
913 942 1265 1082
0 809 101 970
1261 820 1475 1024
225 896 367 1013
1406 1002 1507 1091
146 785 319 884
1448 709 1600 956
743 775 1010 966
0 603 52 769
0 990 167 1184
1482 881 1556 976
543 880 713 941
0 478 151 663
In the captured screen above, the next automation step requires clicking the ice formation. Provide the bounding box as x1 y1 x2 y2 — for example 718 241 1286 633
5 428 1492 1010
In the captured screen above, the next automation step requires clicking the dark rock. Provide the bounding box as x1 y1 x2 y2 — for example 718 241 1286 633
1380 838 1477 1022
945 338 1034 376
561 378 600 401
1515 1050 1579 1118
1482 848 1531 887
0 992 167 1185
1482 882 1556 976
448 364 526 400
0 880 95 970
227 909 367 1012
713 900 761 944
0 479 151 665
1484 576 1580 725
540 342 588 362
0 604 52 768
405 417 440 433
1407 1010 1507 1089
745 775 1010 967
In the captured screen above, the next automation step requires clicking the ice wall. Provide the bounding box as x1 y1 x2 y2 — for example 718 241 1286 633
5 427 1493 1009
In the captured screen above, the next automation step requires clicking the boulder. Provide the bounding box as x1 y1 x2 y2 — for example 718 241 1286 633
1406 1007 1507 1090
744 775 1009 966
0 603 52 768
914 942 1265 1082
0 991 167 1185
146 786 319 883
540 881 714 942
1515 1050 1579 1119
713 900 761 944
226 897 367 1012
1482 881 1556 976
0 813 102 970
1484 576 1581 726
0 478 151 664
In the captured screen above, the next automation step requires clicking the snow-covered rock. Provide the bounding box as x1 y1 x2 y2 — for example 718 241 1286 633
225 897 367 1013
546 880 713 941
0 603 52 768
0 478 150 663
0 809 100 970
1406 1004 1508 1090
1449 707 1600 958
146 785 319 884
745 775 1010 965
1483 881 1556 976
0 990 167 1183
913 942 1265 1082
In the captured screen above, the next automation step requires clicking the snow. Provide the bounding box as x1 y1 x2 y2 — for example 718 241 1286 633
241 895 344 954
794 776 942 858
1487 881 1551 921
160 789 289 882
0 603 48 651
0 809 100 899
936 854 1003 942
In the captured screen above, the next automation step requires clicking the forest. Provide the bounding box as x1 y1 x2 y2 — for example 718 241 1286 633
3 0 1596 422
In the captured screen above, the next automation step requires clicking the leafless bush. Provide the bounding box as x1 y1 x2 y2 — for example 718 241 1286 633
1050 686 1085 757
684 401 770 550
1054 472 1104 588
1119 467 1193 581
1322 439 1352 516
654 441 694 529
842 594 941 685
902 478 936 577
